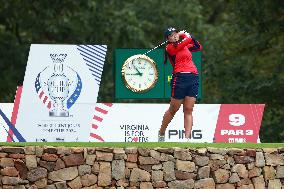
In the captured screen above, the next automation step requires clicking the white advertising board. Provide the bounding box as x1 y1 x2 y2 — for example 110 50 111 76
15 44 107 142
89 103 264 143
0 103 14 142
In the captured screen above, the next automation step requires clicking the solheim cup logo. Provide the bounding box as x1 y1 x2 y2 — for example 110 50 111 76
48 54 70 117
35 53 82 117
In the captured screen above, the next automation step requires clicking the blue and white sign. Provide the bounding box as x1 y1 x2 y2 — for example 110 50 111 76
15 44 107 142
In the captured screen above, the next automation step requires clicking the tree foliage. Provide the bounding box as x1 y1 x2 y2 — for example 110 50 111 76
0 0 283 142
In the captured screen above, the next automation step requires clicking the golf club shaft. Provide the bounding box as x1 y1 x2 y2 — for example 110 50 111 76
143 30 189 56
143 40 167 55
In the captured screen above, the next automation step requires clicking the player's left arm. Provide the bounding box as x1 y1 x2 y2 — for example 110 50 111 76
188 36 202 52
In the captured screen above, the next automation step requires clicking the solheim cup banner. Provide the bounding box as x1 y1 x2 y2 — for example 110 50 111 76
89 103 265 143
15 44 107 142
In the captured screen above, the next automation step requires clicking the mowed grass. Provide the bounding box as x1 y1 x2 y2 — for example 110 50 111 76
0 142 283 148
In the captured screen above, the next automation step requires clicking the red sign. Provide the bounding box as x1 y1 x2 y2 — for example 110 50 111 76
214 104 265 143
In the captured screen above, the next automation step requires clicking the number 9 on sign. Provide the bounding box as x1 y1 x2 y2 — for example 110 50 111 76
229 114 245 126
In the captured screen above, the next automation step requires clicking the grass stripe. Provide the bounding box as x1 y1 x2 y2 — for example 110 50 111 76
0 142 283 148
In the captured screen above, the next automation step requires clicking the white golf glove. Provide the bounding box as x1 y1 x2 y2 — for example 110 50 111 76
180 30 191 38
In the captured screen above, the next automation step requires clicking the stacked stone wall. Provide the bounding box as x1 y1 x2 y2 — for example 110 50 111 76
0 146 284 189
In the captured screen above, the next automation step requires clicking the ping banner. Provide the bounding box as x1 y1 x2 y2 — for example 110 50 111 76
89 103 265 143
14 44 107 142
2 101 265 143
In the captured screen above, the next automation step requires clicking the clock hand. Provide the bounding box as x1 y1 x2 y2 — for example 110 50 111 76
132 61 142 76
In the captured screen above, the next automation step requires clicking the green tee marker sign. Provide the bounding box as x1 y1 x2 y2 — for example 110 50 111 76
115 49 202 100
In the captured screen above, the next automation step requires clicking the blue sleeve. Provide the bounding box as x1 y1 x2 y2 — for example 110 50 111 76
188 37 202 52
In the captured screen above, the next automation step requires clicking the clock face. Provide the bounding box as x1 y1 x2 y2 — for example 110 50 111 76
121 54 158 93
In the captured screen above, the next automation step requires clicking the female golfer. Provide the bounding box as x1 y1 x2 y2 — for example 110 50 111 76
158 27 202 142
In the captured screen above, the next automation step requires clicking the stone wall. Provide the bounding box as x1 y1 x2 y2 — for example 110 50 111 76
0 146 284 189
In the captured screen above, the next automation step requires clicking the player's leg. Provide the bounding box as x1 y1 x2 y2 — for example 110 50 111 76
159 73 183 142
159 97 183 136
183 96 196 139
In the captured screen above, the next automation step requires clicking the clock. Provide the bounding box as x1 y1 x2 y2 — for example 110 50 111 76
121 54 158 93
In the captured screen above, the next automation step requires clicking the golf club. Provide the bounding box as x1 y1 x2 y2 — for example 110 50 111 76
143 40 168 55
143 30 190 56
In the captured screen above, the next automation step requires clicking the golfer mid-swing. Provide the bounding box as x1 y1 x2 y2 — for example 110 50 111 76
158 27 202 142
